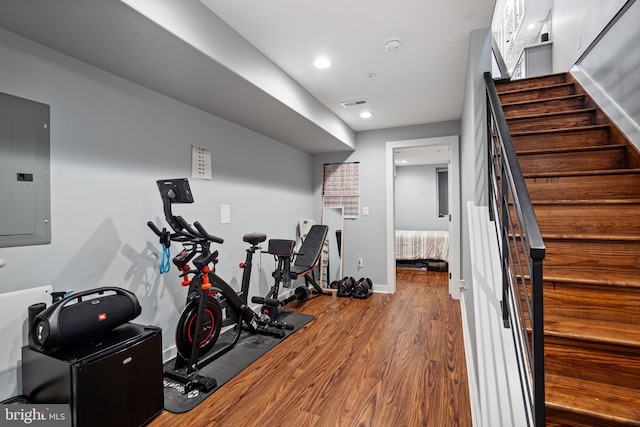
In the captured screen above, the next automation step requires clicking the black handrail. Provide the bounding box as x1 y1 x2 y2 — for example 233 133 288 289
484 71 546 427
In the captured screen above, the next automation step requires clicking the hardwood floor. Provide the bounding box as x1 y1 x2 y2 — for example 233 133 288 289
149 269 471 426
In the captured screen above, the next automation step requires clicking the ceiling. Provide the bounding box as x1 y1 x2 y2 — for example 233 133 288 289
0 0 496 154
200 0 495 132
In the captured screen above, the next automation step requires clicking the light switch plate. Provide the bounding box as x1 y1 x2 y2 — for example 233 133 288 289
221 204 231 224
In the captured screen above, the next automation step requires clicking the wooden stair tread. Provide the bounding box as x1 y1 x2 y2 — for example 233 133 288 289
531 198 640 205
506 107 597 121
523 167 640 178
501 94 585 108
496 73 568 93
543 316 640 348
497 82 575 96
546 373 640 425
520 273 640 289
516 144 625 156
511 124 610 137
543 271 640 288
542 233 640 242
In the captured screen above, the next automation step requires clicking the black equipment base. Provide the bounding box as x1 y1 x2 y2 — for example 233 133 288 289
162 311 314 413
353 289 374 299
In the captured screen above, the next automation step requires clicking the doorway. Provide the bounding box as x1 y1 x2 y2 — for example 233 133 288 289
385 135 461 298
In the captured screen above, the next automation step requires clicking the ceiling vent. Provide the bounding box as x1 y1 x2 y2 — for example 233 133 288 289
340 99 369 108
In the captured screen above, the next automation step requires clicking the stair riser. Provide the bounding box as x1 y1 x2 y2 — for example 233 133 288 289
512 128 611 151
542 240 640 275
544 337 640 389
496 74 568 93
503 97 585 118
507 110 597 133
529 203 640 236
546 406 632 427
520 281 640 323
518 148 625 174
525 174 640 200
498 84 575 103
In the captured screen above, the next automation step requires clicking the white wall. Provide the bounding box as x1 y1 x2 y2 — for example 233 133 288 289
552 0 628 72
312 121 461 288
459 26 492 423
394 164 449 231
0 28 313 400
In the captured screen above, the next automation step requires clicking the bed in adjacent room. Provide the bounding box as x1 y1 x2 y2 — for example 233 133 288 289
395 230 449 270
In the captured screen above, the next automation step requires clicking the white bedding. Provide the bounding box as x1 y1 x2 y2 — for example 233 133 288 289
395 230 449 262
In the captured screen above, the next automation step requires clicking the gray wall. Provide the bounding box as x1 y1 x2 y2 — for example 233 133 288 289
394 164 449 231
575 0 640 148
0 28 313 400
552 0 628 72
312 121 461 286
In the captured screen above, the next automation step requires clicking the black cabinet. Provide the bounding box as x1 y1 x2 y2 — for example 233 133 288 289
22 323 164 427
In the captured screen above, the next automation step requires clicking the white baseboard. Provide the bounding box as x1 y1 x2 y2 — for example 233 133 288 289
460 289 482 426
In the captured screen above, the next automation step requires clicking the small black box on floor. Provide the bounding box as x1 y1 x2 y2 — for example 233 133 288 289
426 261 448 272
353 289 373 299
22 323 164 427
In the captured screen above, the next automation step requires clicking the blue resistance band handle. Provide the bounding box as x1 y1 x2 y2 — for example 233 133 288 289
160 245 170 274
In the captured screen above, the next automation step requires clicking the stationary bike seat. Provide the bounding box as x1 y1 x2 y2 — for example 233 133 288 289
243 232 267 245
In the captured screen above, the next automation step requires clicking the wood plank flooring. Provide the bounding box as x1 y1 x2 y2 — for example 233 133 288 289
148 269 471 427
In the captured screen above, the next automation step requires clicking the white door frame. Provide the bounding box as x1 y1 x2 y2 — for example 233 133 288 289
385 135 461 298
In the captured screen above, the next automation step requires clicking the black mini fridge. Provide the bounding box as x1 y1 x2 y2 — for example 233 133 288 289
22 323 164 427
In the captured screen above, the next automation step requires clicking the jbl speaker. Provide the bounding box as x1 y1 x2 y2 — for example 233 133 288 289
29 287 142 352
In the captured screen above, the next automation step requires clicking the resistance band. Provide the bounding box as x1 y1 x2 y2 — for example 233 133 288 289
160 245 170 274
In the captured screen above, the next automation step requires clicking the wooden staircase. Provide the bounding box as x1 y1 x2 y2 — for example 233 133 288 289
496 73 640 426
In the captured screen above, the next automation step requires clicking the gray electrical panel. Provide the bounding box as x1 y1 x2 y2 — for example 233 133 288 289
0 92 50 247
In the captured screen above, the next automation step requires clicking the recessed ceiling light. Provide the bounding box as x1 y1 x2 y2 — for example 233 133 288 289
360 111 373 119
314 57 331 69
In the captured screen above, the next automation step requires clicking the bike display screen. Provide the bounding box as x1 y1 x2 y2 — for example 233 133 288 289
156 178 194 204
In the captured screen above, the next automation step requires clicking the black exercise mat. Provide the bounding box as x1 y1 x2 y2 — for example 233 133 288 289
162 311 314 413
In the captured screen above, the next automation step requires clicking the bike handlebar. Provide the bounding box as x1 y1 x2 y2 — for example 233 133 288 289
175 216 224 244
194 221 224 244
148 216 224 245
175 216 200 237
147 221 163 237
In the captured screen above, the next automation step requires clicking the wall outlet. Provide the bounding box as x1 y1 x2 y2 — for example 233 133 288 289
357 257 364 268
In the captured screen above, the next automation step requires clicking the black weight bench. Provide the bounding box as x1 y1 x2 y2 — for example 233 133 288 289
251 225 331 320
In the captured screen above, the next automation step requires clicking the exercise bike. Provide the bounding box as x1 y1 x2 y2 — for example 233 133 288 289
147 178 292 393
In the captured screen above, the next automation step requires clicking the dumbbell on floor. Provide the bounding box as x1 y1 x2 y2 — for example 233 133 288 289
335 277 356 297
353 277 373 299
